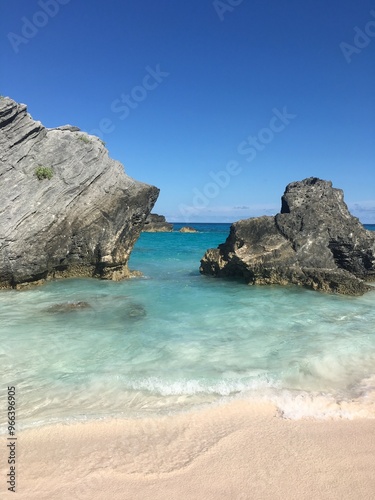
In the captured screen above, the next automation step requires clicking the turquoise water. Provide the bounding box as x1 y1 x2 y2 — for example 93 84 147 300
0 224 375 429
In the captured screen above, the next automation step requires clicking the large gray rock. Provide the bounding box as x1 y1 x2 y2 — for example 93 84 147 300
200 178 375 295
142 213 173 232
0 97 159 289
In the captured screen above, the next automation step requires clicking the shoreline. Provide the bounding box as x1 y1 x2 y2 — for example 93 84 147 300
1 400 374 499
3 378 375 436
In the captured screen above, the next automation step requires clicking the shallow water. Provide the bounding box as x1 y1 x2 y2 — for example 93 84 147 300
0 224 374 428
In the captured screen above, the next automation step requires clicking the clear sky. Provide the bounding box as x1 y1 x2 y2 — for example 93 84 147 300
1 0 374 222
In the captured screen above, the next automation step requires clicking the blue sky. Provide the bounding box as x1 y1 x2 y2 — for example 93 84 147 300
1 0 374 222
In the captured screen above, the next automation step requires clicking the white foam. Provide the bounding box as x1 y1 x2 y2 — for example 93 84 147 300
272 376 375 420
122 375 375 420
124 375 278 397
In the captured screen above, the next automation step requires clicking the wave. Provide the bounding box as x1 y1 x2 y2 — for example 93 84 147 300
122 374 375 420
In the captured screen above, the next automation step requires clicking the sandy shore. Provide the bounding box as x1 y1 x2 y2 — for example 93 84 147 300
1 400 374 500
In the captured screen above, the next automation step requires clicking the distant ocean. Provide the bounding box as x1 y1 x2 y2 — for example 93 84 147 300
1 223 374 430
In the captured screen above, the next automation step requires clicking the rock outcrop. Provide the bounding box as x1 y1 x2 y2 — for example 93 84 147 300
200 178 375 295
0 97 159 289
142 213 173 232
179 226 199 233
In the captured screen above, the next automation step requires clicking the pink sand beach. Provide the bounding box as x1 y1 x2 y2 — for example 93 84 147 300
1 400 374 500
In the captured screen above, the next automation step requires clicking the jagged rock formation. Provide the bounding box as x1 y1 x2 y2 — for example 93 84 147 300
200 178 375 295
0 97 159 289
142 213 173 232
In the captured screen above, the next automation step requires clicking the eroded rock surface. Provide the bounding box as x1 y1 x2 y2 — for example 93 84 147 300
0 97 159 288
200 178 375 295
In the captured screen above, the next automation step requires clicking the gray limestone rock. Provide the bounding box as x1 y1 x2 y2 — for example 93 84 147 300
200 178 375 295
0 97 159 289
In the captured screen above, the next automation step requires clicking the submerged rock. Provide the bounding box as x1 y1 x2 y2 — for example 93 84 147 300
200 178 375 295
46 301 92 313
125 302 147 320
142 213 173 232
0 97 159 289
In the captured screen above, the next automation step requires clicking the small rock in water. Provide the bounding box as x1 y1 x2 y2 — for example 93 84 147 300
142 213 173 232
179 226 199 233
46 301 92 313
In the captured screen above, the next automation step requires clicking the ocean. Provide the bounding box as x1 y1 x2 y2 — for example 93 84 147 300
1 223 374 429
